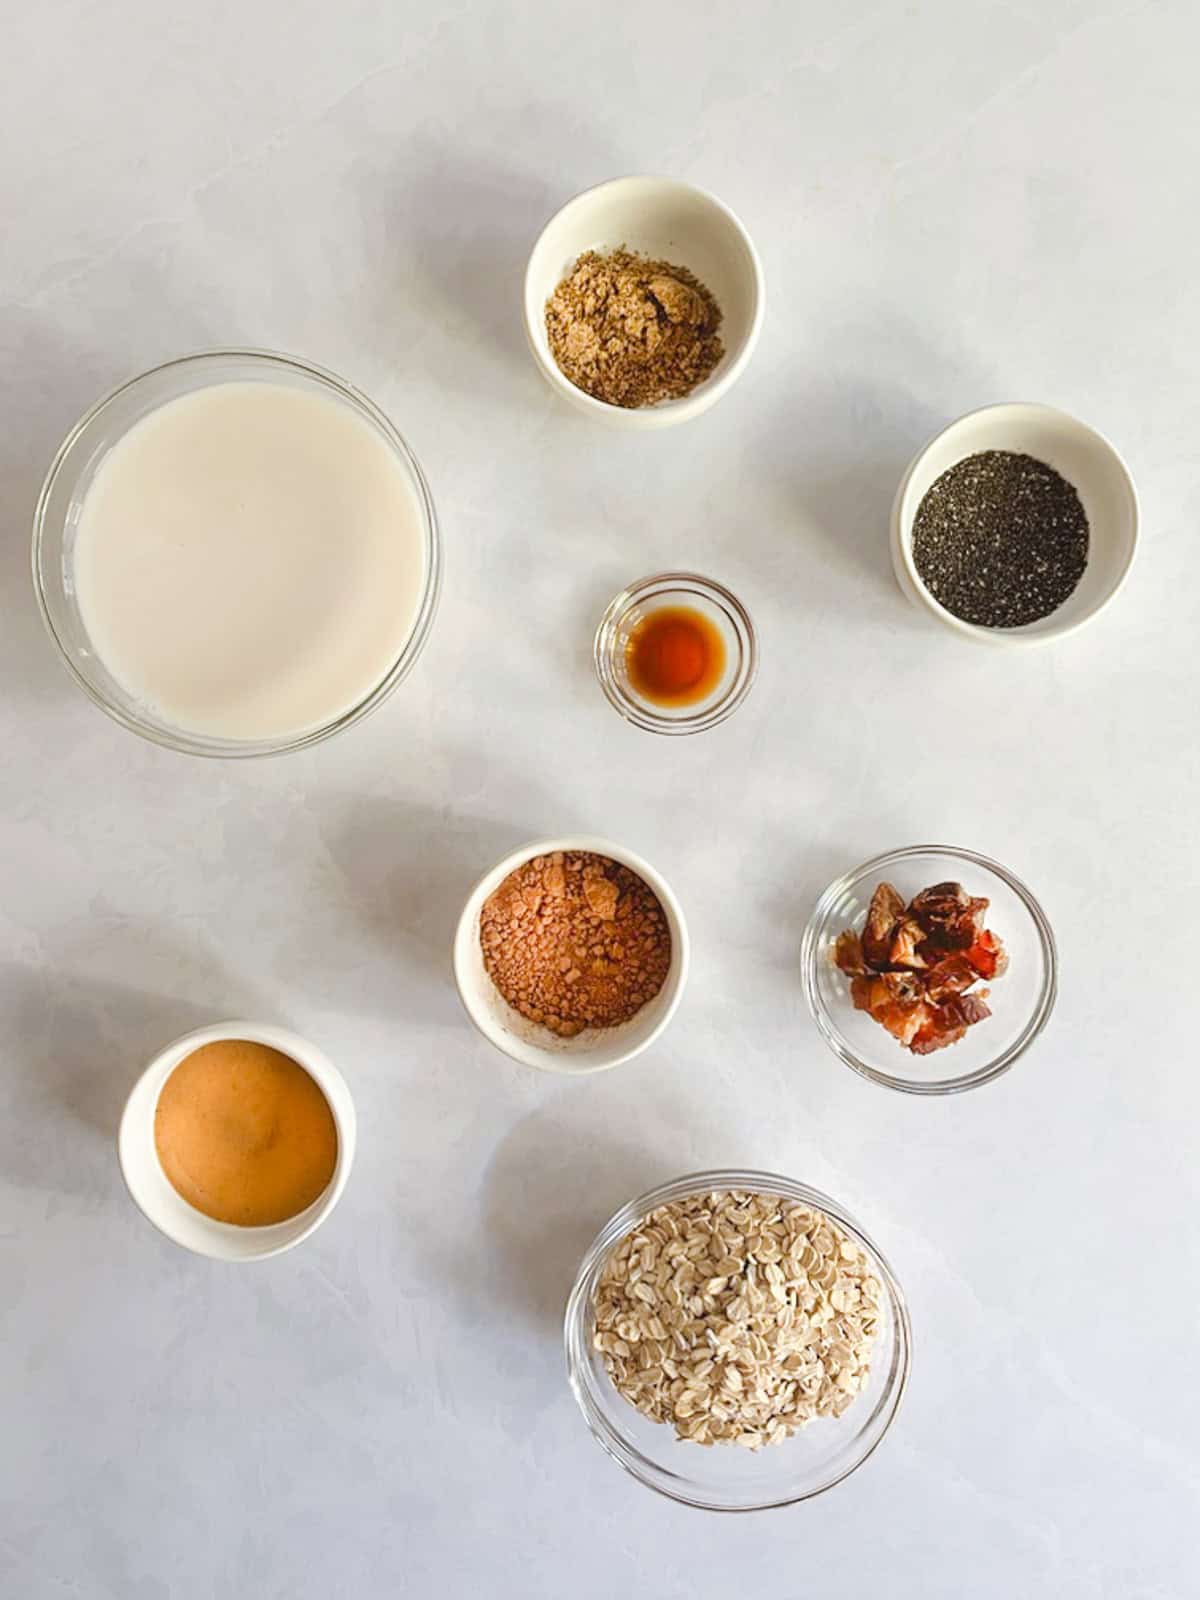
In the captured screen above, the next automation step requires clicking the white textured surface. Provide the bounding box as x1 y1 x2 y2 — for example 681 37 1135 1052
2 2 1198 1595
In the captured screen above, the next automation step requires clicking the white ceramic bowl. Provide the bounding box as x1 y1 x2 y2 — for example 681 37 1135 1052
453 836 689 1073
890 402 1139 645
523 176 764 428
118 1021 356 1260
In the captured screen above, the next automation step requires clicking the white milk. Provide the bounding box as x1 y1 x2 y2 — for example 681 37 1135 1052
74 381 428 742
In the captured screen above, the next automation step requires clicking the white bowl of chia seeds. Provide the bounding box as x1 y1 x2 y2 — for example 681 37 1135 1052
890 402 1139 645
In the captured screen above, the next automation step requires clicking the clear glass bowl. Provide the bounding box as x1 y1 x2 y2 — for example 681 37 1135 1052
31 349 442 758
564 1169 910 1511
593 572 757 734
802 845 1058 1095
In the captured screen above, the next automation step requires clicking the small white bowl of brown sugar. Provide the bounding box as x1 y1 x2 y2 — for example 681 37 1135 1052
524 176 764 428
453 837 690 1072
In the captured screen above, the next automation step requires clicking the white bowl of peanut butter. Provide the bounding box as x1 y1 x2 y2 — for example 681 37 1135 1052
118 1022 356 1261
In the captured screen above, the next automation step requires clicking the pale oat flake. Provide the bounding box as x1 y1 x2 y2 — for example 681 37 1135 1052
593 1190 881 1449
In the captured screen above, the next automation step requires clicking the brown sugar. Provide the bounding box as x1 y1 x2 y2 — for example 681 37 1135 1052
480 851 672 1036
544 248 724 409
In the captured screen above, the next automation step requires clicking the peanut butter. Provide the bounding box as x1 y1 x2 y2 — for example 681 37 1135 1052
154 1039 337 1227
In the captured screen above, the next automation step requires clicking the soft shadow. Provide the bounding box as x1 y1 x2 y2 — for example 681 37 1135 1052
0 310 120 708
759 841 874 976
356 125 630 405
398 154 558 364
775 314 1000 612
785 375 946 603
352 143 563 406
314 791 548 993
0 936 271 1185
478 1103 675 1336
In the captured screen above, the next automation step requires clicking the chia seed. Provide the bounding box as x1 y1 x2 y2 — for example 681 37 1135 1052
911 450 1089 628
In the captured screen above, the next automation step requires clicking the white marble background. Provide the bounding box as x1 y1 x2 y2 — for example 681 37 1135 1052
3 1 1199 1595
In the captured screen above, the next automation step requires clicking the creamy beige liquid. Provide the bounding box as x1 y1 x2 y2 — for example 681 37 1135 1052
74 381 427 741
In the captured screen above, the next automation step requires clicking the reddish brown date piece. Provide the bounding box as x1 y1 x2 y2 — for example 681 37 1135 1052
835 880 1007 1056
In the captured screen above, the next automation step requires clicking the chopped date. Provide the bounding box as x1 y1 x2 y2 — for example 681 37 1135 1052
888 918 928 970
851 975 929 1046
851 971 925 1009
833 929 868 977
923 953 979 1002
964 928 1008 980
907 881 989 951
835 879 1006 1056
910 991 991 1055
861 882 906 967
909 1018 968 1055
948 991 992 1028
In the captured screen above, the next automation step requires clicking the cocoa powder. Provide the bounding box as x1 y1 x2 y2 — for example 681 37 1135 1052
480 851 672 1036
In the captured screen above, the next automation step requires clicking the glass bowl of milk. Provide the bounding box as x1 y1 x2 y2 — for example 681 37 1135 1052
33 350 441 756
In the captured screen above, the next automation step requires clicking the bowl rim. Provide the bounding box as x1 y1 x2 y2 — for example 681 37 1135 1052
522 174 765 428
889 400 1140 647
563 1167 912 1511
116 1019 357 1261
593 570 759 735
451 834 690 1074
801 843 1059 1095
31 346 443 758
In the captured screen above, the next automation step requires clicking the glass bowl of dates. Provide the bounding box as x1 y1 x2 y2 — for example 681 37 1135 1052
802 846 1057 1094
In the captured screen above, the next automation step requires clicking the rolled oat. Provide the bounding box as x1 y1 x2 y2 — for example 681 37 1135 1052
593 1189 881 1448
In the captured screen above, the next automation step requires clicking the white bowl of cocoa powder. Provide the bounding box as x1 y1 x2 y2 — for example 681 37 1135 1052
453 837 690 1072
524 176 764 428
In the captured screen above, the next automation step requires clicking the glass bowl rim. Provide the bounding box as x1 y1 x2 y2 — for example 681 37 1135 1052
801 843 1058 1095
592 570 758 736
30 346 443 759
563 1166 912 1512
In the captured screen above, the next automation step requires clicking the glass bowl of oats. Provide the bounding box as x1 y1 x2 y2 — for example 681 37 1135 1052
564 1171 910 1510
